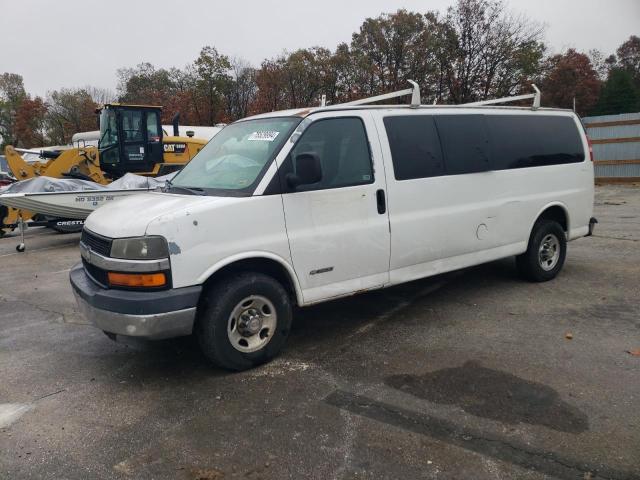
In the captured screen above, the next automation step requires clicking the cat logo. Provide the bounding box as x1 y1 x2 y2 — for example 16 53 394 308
164 143 187 154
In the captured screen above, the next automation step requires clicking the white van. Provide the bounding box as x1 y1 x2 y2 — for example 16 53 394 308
70 85 595 371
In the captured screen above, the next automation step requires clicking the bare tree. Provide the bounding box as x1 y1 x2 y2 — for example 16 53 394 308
225 57 258 120
440 0 545 103
84 86 117 105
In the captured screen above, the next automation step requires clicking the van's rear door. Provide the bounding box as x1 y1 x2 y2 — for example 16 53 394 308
278 111 390 304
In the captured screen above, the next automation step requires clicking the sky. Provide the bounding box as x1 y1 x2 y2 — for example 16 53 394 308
1 0 639 98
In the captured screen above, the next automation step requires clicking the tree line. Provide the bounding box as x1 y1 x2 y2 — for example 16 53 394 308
1 0 639 149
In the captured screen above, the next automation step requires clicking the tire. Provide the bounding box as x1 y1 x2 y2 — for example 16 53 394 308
516 219 567 282
195 272 292 371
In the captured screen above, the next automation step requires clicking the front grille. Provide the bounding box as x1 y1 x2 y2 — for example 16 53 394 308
81 228 112 257
82 258 109 287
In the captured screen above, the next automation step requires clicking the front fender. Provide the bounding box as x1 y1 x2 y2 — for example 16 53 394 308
196 251 304 306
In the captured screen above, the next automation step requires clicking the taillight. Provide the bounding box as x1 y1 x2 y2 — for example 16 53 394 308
586 136 594 162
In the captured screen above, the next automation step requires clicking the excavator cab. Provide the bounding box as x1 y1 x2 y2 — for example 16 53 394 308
98 104 164 178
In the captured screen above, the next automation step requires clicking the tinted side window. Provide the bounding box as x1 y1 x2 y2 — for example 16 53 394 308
288 117 373 190
487 115 585 170
435 115 490 175
383 116 444 180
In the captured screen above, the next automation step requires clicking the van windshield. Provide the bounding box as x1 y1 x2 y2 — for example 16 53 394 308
170 117 300 194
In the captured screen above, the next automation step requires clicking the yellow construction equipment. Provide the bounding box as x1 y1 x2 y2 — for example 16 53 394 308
97 104 208 178
1 103 209 235
5 145 107 184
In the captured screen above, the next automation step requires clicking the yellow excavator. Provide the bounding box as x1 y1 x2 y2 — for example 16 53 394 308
1 104 209 235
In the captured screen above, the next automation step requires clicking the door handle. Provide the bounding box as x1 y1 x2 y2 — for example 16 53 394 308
376 189 386 214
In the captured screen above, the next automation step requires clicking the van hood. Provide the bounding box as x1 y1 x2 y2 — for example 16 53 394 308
84 192 225 238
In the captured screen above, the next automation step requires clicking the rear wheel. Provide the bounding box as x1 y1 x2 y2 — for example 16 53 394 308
516 219 567 282
196 272 292 371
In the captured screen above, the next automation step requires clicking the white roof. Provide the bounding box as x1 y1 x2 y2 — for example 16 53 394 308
240 104 575 122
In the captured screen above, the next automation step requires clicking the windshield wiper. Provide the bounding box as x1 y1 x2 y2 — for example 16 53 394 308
165 183 206 196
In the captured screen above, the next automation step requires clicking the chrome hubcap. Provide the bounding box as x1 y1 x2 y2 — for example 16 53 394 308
228 295 277 353
538 233 560 271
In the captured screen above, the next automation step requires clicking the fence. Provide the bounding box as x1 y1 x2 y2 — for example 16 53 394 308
582 112 640 183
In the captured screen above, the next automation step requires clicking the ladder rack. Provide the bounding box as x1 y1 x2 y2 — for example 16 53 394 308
320 82 541 110
464 84 541 109
341 80 421 108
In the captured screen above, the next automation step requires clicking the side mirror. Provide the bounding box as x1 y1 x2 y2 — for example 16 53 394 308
286 153 322 189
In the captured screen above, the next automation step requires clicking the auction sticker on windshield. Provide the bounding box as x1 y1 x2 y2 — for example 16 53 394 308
248 131 280 142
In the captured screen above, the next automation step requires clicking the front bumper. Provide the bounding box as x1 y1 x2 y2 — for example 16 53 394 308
70 263 202 340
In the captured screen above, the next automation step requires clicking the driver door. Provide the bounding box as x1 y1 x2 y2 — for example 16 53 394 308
278 111 391 304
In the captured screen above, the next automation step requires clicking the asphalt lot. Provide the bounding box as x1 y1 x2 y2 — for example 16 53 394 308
1 185 639 480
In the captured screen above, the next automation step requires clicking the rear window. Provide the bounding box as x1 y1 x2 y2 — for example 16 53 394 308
383 116 444 180
487 115 585 169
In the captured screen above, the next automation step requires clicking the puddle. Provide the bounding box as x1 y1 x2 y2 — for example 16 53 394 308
386 361 588 433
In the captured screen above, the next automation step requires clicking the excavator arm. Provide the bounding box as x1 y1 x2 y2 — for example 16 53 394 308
4 146 37 180
3 145 108 184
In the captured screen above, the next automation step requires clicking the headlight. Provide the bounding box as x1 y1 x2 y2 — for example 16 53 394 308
110 236 169 260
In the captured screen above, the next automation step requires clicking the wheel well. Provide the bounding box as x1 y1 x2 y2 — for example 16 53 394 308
202 258 298 305
537 205 568 232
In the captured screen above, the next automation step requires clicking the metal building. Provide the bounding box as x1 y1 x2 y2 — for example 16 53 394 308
582 112 640 183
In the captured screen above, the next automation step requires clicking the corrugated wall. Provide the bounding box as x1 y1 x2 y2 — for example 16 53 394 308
582 112 640 182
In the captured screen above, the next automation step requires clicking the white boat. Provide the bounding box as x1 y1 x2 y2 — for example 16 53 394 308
0 188 152 219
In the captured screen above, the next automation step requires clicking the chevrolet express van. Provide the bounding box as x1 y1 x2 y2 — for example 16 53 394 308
71 86 595 371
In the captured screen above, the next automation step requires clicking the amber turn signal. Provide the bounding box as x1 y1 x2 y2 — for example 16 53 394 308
107 272 166 288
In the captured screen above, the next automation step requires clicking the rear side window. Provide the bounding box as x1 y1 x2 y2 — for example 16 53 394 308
487 115 585 169
435 115 490 175
383 116 444 180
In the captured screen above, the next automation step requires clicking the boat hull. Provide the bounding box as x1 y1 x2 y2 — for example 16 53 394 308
0 189 151 219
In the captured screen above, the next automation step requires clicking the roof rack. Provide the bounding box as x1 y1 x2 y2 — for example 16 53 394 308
319 82 541 110
340 80 421 108
464 84 541 110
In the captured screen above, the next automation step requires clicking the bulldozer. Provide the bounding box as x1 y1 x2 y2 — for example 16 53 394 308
1 103 210 236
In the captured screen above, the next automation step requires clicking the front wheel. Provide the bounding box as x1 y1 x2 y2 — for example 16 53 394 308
516 219 567 282
196 272 292 371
